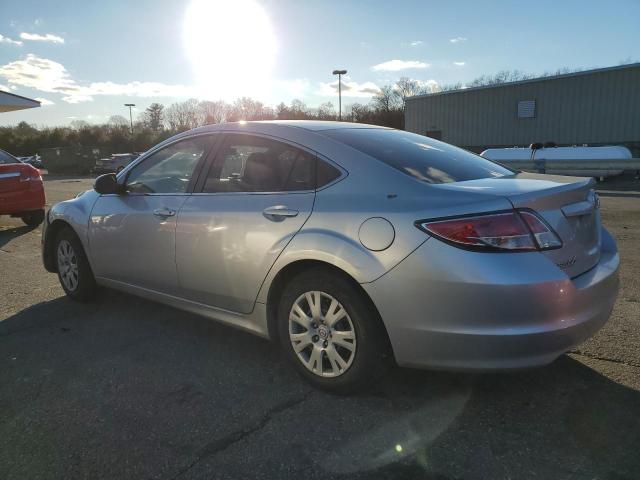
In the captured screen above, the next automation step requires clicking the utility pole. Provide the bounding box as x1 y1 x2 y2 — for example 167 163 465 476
332 69 347 121
124 103 135 135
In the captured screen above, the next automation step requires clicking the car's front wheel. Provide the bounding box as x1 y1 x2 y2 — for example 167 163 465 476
278 268 388 393
55 227 97 301
20 209 44 227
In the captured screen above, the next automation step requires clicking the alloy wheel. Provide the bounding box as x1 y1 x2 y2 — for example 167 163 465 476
57 239 79 292
288 291 356 377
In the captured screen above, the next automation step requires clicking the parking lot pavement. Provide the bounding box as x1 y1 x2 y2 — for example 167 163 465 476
1 175 639 480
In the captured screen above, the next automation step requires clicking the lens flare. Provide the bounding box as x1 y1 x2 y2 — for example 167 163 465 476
183 0 277 99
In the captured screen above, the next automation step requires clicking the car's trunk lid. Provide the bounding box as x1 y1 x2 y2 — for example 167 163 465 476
432 172 601 278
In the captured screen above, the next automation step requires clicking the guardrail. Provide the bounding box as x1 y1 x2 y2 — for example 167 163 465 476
493 159 640 172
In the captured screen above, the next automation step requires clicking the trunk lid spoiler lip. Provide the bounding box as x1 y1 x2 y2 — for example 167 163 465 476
429 175 595 209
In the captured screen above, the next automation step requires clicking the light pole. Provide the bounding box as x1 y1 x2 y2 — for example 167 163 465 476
332 69 347 121
124 103 135 135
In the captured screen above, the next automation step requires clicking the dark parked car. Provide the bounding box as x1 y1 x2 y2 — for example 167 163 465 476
93 153 139 174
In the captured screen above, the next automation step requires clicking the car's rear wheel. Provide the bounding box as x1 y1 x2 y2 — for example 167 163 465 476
277 268 388 393
55 227 97 301
20 209 44 227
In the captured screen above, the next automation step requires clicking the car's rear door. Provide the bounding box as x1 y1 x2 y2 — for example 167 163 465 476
88 135 215 295
175 133 316 313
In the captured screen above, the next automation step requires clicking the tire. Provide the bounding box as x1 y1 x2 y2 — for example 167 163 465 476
21 209 45 227
55 227 97 301
277 268 388 393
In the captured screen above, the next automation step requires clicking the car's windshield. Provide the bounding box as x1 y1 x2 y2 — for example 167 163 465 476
323 128 513 184
0 149 19 165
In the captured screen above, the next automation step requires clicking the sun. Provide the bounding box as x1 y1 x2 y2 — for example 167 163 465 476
183 0 277 100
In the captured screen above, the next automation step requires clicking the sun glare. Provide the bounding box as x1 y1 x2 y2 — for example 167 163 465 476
183 0 277 100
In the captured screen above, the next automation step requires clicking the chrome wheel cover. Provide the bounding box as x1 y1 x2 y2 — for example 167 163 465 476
57 240 79 292
288 291 356 378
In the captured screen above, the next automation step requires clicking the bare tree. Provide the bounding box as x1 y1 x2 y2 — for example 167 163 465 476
165 99 200 131
394 77 428 108
371 85 402 113
228 97 274 121
316 102 336 120
108 115 129 128
289 99 308 119
198 100 228 125
70 120 90 130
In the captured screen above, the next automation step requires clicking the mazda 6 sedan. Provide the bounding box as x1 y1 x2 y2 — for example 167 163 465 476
42 121 619 392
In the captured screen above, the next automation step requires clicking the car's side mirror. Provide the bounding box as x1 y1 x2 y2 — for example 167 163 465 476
94 173 122 195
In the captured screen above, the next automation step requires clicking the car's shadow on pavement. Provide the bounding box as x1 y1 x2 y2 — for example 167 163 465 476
1 290 639 480
0 224 37 248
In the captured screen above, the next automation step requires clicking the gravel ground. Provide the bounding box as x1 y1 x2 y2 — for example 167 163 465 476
1 174 639 480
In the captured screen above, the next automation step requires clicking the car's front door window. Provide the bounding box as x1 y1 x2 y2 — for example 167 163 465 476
126 137 210 194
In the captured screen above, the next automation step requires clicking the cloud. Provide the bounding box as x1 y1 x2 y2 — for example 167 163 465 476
0 34 22 46
0 54 195 103
0 54 78 94
317 79 381 98
19 32 65 44
0 83 10 91
80 81 195 98
409 40 423 47
450 37 467 43
372 60 429 71
453 61 466 66
421 79 440 93
34 97 55 106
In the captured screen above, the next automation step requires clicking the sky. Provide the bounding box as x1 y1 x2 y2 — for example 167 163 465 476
0 0 639 127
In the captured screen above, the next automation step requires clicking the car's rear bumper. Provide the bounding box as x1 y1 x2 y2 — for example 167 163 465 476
0 181 45 215
362 227 619 370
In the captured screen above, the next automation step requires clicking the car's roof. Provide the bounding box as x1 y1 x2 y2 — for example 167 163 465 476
249 120 390 131
193 120 390 133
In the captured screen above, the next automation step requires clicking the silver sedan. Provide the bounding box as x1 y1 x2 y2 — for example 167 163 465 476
42 121 619 392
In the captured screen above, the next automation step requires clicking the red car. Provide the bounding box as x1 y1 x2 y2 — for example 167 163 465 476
0 148 45 226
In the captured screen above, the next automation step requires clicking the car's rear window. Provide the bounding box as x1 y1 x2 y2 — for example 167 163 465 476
0 149 19 165
323 128 513 184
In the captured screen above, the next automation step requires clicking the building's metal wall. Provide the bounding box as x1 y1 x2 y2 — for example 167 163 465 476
405 64 640 152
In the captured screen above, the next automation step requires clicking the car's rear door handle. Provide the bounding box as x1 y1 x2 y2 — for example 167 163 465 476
153 207 176 219
263 205 299 221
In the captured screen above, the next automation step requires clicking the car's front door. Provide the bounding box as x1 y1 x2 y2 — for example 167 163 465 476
88 135 214 294
176 133 316 313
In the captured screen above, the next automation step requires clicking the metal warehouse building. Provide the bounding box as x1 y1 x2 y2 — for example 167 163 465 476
405 63 640 155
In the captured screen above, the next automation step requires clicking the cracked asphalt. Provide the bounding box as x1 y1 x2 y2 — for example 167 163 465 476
1 175 639 480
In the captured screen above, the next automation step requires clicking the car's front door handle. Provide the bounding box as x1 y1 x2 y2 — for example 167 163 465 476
153 207 176 219
263 205 299 221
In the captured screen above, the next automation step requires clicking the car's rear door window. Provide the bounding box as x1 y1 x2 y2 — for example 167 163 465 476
0 149 19 165
202 134 315 193
322 128 513 184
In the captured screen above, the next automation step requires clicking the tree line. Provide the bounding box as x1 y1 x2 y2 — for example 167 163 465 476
0 76 436 156
0 66 597 156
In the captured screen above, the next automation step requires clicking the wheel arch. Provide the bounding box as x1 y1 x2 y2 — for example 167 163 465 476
43 219 77 272
265 259 394 360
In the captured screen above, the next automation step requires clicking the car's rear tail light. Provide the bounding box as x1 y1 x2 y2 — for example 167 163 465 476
417 211 561 252
19 167 42 182
519 211 562 249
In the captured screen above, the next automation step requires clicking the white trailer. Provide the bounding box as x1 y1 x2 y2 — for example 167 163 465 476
481 145 634 178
